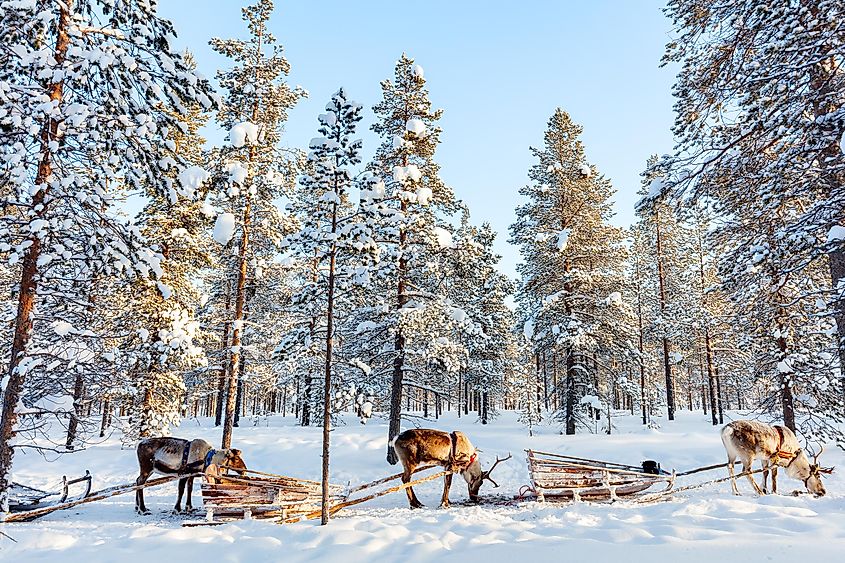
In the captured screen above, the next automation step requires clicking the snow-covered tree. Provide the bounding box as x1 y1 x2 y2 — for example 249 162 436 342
207 0 304 448
663 0 845 381
123 79 212 440
634 157 698 421
365 55 464 463
510 109 628 434
448 215 515 424
281 88 377 524
0 0 214 507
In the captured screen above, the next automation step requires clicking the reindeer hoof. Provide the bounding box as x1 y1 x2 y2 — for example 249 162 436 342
410 502 425 510
137 508 151 516
439 503 450 509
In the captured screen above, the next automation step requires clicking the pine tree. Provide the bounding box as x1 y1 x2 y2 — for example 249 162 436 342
285 88 376 524
663 0 845 381
510 109 627 434
124 74 212 440
367 55 463 463
0 0 214 508
635 158 697 421
208 0 304 449
448 216 515 424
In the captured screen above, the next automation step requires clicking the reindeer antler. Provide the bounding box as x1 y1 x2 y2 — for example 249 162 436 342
482 453 513 488
813 445 825 466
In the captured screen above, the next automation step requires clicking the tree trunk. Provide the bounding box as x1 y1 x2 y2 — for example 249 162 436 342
215 280 232 427
541 350 549 410
457 371 462 419
654 209 675 420
65 373 85 451
565 349 576 435
481 391 489 425
714 365 724 424
320 198 339 525
221 193 250 449
386 197 409 466
99 396 111 438
234 365 244 428
777 334 796 431
0 1 71 507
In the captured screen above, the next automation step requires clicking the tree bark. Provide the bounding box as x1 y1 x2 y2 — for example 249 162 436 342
65 373 85 450
99 396 111 438
565 349 576 435
320 194 339 525
386 199 409 465
215 280 232 427
0 0 71 506
654 208 675 420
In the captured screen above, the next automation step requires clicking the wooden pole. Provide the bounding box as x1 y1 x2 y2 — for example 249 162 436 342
3 473 202 523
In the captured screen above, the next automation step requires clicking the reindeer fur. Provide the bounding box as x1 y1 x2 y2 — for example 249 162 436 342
134 437 246 514
721 420 826 497
392 429 484 509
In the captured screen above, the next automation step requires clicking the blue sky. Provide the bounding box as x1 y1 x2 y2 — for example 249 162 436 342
159 0 677 279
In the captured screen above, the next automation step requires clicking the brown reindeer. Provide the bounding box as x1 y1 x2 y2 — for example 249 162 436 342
135 437 246 514
720 420 830 497
392 428 510 508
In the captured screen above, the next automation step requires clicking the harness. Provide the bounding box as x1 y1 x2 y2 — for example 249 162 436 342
770 426 800 469
180 441 218 474
449 431 477 472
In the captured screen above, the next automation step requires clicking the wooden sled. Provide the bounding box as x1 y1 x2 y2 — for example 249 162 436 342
199 467 349 523
8 470 92 513
190 465 450 526
526 450 675 502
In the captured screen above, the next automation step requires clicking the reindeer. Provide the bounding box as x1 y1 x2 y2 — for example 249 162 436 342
720 420 830 497
391 428 510 508
135 437 246 514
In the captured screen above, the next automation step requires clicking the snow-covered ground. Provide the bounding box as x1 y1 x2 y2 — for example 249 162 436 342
3 410 844 561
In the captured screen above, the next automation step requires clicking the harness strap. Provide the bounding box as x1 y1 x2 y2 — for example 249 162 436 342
448 432 476 472
180 441 191 469
449 432 458 469
183 447 217 473
770 426 799 467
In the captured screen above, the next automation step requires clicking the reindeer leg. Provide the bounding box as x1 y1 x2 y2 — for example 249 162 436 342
402 467 424 509
727 455 739 495
761 459 770 494
135 453 153 515
185 477 194 512
743 459 764 495
174 478 186 513
771 466 778 494
439 473 453 509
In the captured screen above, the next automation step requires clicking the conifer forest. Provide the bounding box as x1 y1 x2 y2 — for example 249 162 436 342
1 1 844 560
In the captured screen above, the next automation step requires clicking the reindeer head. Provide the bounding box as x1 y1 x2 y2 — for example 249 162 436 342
213 448 247 476
791 446 831 497
461 453 512 501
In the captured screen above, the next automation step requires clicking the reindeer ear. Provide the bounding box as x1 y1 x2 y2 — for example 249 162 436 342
230 449 242 456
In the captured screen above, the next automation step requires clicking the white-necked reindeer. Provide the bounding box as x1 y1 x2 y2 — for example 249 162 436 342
135 437 246 514
392 428 510 508
720 420 830 497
